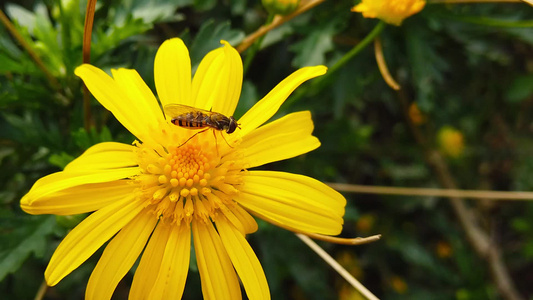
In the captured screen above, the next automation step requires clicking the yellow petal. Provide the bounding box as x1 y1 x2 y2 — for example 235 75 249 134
236 171 346 235
21 168 140 212
45 196 145 285
351 0 426 26
216 216 270 300
219 204 247 235
238 66 326 136
75 64 149 141
111 68 165 125
64 142 137 172
154 38 192 108
86 209 157 300
191 41 243 116
231 204 258 234
129 223 172 300
21 180 134 215
193 220 241 300
148 224 191 300
240 111 320 168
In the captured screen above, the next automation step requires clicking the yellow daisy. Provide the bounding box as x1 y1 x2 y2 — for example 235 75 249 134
20 38 346 299
352 0 426 26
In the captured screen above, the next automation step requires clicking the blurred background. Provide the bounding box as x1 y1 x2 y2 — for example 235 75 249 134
1 0 533 299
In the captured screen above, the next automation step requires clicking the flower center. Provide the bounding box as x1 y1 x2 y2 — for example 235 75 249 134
134 130 243 225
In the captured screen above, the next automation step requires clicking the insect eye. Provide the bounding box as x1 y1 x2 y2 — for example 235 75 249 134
226 119 237 134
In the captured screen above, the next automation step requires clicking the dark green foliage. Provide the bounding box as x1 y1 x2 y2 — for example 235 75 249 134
1 0 533 299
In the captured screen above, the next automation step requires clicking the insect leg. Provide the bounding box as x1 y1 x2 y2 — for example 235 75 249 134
220 132 234 148
178 128 210 148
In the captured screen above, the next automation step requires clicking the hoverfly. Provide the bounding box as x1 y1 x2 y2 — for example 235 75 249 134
163 104 240 148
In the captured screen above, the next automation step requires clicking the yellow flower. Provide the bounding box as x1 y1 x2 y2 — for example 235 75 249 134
408 102 426 125
436 241 453 258
438 126 465 158
352 0 426 26
20 38 346 300
390 276 408 294
355 214 375 233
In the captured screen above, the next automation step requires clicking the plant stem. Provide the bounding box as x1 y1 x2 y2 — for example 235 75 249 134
296 234 379 300
327 21 386 76
236 0 327 53
327 182 533 200
283 21 386 109
82 0 97 130
0 9 60 90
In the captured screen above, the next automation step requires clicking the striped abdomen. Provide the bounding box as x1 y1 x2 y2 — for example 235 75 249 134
171 111 210 129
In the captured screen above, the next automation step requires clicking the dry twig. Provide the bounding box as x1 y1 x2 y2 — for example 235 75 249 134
397 90 524 300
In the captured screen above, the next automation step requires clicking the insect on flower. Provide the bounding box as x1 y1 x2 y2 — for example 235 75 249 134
164 104 240 147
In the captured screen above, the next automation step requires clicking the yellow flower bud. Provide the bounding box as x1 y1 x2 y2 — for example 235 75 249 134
262 0 300 16
352 0 426 26
356 214 375 233
391 276 408 294
408 102 426 125
436 241 453 258
438 126 465 158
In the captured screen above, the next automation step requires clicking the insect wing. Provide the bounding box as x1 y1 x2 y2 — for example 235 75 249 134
163 104 215 120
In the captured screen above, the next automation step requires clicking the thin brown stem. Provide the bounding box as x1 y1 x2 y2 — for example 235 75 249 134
429 0 533 6
327 183 533 201
34 280 47 300
0 9 60 90
82 0 97 130
397 89 523 300
305 232 382 245
236 0 326 53
429 0 523 3
374 37 400 90
296 234 379 300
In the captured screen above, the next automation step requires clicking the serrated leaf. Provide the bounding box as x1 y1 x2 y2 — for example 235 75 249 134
193 0 216 11
290 21 336 68
130 0 184 23
189 20 245 67
0 216 57 281
49 152 75 169
0 52 38 74
506 74 533 103
5 4 36 34
405 24 449 111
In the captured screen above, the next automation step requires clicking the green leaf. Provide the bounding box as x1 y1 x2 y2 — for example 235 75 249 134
189 20 245 67
0 52 38 74
193 0 217 11
5 4 36 34
49 152 75 169
290 21 337 68
405 24 449 111
506 74 533 103
0 215 57 281
130 0 185 23
72 126 113 150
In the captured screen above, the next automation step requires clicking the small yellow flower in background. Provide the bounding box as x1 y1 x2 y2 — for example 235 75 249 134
21 38 346 300
339 283 366 300
355 214 375 233
337 251 364 300
438 126 465 158
390 276 408 294
336 251 363 279
352 0 426 26
436 241 453 258
408 102 426 125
